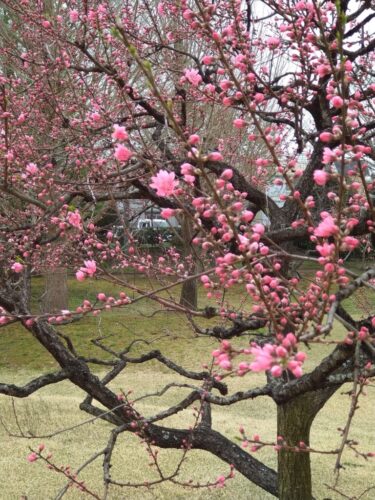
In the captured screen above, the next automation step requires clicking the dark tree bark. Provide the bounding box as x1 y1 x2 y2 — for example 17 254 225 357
277 388 339 500
179 214 198 310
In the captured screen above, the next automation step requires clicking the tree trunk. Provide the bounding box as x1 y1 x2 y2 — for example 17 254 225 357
277 388 338 500
42 267 68 313
179 214 198 310
180 278 198 310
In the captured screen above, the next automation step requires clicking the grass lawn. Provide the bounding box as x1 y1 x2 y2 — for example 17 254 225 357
0 274 374 499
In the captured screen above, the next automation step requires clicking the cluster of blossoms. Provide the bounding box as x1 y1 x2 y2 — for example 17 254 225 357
27 444 45 463
27 444 92 494
147 165 352 331
212 334 307 378
22 290 132 327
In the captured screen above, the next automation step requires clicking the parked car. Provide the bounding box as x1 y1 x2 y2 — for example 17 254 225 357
136 219 170 229
135 219 180 246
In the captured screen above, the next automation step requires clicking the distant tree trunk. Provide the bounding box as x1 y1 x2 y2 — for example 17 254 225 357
277 387 338 500
179 215 198 310
42 268 68 313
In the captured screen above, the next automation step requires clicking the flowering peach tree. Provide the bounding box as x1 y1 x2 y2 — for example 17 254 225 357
0 0 375 498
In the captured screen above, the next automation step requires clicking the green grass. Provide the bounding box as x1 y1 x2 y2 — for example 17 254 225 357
0 275 374 499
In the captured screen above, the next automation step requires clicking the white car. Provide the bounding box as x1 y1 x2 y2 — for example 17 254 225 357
136 219 170 229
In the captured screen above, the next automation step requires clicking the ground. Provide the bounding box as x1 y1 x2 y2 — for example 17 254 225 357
0 273 374 499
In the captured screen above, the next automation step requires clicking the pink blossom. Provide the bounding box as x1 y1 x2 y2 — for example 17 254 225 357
316 243 335 257
112 124 128 141
90 112 101 121
76 270 86 282
249 344 274 372
150 170 179 197
205 83 216 93
69 9 79 22
314 214 339 238
5 150 14 162
202 55 214 65
290 365 303 378
253 223 265 235
83 260 97 276
11 262 24 273
26 163 39 175
217 475 226 483
184 174 195 184
192 197 205 208
114 144 133 162
67 211 82 228
322 147 337 164
220 79 233 91
266 37 281 49
223 253 237 264
180 163 194 175
313 170 329 186
341 236 359 251
161 208 175 219
316 64 331 77
218 357 232 370
184 69 202 86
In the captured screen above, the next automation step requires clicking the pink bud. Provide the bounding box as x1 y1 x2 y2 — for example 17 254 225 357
313 170 329 186
221 168 233 180
319 132 333 143
331 96 344 109
270 365 283 377
27 452 38 463
188 134 200 145
208 151 223 161
233 118 246 129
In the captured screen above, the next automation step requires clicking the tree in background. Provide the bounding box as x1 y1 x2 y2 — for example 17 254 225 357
0 1 375 498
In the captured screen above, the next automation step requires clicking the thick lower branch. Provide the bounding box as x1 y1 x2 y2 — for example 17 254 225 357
0 370 69 397
145 424 278 497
